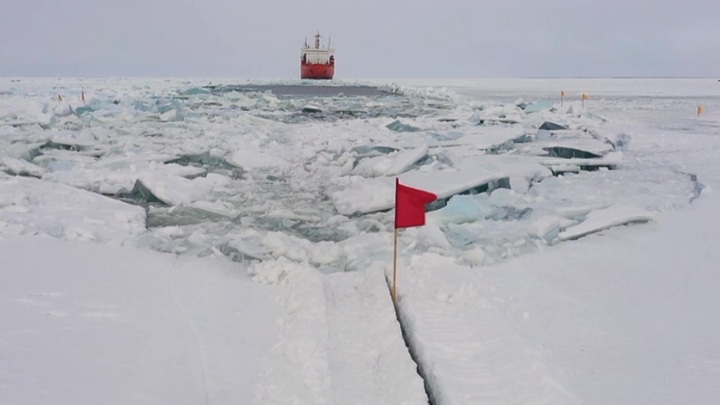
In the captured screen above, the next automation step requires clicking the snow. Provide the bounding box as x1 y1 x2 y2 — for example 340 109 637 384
352 145 429 177
398 191 720 404
1 156 47 177
2 77 720 404
134 173 230 206
1 237 279 405
332 169 508 216
0 174 145 244
251 259 427 405
227 149 291 171
426 125 526 151
557 204 653 241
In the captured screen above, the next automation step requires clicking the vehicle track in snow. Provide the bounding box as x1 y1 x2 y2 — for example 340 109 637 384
322 268 429 405
165 258 211 405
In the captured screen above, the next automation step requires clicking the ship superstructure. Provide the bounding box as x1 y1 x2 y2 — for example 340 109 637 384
301 32 335 80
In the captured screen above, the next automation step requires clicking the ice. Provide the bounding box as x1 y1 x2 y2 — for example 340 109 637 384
0 156 46 178
0 174 145 244
165 152 240 177
159 109 183 122
467 102 524 125
544 144 607 159
426 124 526 151
130 173 229 206
434 194 493 224
227 149 290 171
350 144 399 158
225 237 273 261
395 252 577 404
523 100 554 113
47 131 100 151
5 142 46 161
330 177 396 216
520 129 617 161
529 215 562 242
2 77 719 404
539 121 568 130
301 104 323 113
351 145 429 177
1 237 279 405
402 169 509 200
73 105 94 116
1 79 697 256
540 151 623 173
613 132 632 150
181 87 211 96
432 191 533 226
558 204 653 241
385 119 420 132
42 159 205 197
249 258 428 404
440 151 551 185
176 200 241 219
331 168 508 216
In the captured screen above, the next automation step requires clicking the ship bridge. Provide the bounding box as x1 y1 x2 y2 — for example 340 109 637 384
301 32 335 65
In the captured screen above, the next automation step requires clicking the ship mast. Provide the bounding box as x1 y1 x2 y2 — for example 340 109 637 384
315 31 321 49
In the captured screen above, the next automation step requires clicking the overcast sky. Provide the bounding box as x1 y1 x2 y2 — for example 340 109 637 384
1 0 718 79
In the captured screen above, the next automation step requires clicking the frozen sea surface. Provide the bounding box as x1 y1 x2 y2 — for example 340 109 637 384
1 77 708 268
2 77 720 404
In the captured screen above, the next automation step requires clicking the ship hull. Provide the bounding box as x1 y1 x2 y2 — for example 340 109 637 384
301 63 334 80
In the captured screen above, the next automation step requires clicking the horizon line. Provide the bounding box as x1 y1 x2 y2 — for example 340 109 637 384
1 75 718 80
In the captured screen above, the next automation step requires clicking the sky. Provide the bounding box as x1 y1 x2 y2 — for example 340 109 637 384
2 1 719 79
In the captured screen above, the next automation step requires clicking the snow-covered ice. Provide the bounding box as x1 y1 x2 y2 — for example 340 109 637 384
2 77 719 404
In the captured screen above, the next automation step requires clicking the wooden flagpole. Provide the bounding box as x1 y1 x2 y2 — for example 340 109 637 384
392 228 399 304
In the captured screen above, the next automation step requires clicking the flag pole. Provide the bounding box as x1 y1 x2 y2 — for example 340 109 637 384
392 228 399 303
392 178 437 304
392 178 399 304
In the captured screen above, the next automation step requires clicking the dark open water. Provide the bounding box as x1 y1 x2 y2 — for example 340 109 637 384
206 84 388 98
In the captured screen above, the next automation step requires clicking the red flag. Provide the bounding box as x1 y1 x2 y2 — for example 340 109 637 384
394 178 437 229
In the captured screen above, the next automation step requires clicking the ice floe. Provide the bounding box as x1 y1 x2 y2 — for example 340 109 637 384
0 77 700 266
558 204 653 241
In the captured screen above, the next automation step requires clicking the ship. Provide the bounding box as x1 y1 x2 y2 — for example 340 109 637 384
301 32 335 80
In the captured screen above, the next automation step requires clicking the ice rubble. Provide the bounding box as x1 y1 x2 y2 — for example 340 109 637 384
558 205 653 241
1 156 47 178
331 168 510 216
0 78 698 267
0 174 145 244
351 145 429 178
